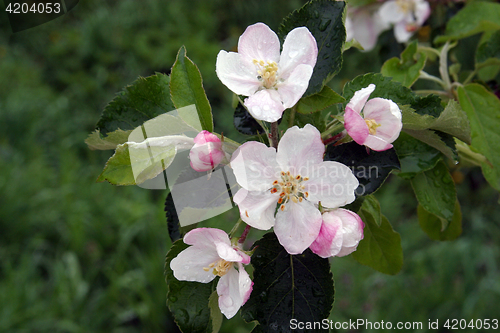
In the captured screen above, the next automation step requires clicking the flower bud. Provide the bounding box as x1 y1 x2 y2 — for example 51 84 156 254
189 131 225 172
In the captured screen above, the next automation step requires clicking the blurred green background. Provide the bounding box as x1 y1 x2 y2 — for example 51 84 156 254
1 1 499 332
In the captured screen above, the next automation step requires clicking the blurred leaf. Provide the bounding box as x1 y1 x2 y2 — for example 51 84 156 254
278 0 346 96
343 38 364 52
85 129 132 150
208 292 222 333
418 200 462 241
457 83 500 191
96 73 174 135
324 141 400 196
165 240 217 333
411 160 457 223
233 103 264 135
352 212 403 275
435 1 500 43
296 86 345 114
381 41 427 88
393 132 442 179
170 46 214 132
165 192 181 243
241 233 334 332
476 30 500 63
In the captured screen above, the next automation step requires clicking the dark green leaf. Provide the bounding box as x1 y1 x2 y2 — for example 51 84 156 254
476 30 500 64
234 103 265 135
418 200 462 241
241 233 334 332
381 41 427 88
403 128 457 161
296 85 345 114
170 46 214 132
360 195 381 227
411 160 457 223
393 132 442 179
352 212 403 275
165 192 181 243
96 73 174 135
457 83 500 191
292 110 327 132
165 240 217 333
279 0 346 96
324 141 400 196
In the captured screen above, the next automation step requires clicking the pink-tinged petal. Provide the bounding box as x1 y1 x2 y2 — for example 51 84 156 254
238 263 254 304
279 27 318 80
415 0 431 26
238 23 281 63
332 209 364 248
170 246 219 283
364 134 393 151
274 200 322 254
276 124 324 177
190 132 225 172
346 84 375 114
350 9 380 52
216 242 244 263
304 161 358 208
277 64 314 109
309 212 343 258
394 21 414 43
233 189 278 230
244 89 284 122
193 130 221 145
230 141 280 192
238 251 251 265
363 98 402 143
378 1 406 24
344 106 369 145
217 265 252 319
184 228 231 249
216 51 261 96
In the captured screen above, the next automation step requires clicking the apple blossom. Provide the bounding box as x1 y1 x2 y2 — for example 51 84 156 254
378 0 431 43
344 84 402 151
310 209 364 258
216 23 318 122
230 124 358 255
189 130 225 172
345 5 389 51
170 228 253 319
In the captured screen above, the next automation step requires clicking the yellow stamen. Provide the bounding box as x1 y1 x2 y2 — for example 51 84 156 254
365 119 381 135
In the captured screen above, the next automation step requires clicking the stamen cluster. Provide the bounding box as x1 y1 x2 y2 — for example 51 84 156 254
253 59 279 89
270 171 309 211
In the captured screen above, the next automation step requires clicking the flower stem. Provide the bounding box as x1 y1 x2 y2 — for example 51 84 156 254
229 218 243 238
321 122 345 139
238 225 252 244
270 122 279 149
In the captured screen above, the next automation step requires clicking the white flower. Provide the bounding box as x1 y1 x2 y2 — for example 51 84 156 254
345 5 389 51
378 0 431 43
170 228 253 319
309 209 364 258
230 124 358 254
216 22 318 122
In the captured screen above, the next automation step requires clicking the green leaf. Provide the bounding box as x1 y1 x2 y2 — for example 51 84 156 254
418 200 462 241
85 128 132 150
241 233 334 332
208 292 223 333
165 240 217 333
279 0 346 96
457 83 500 191
360 195 381 227
411 160 456 223
381 41 427 88
324 141 400 196
96 144 136 185
291 110 327 132
403 128 456 161
96 73 174 135
435 1 500 43
352 212 403 275
170 46 213 132
476 30 500 81
393 132 442 179
296 86 345 114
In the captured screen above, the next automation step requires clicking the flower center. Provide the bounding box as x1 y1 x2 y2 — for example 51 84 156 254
365 119 381 135
395 0 415 15
203 259 233 277
270 171 309 211
253 59 279 89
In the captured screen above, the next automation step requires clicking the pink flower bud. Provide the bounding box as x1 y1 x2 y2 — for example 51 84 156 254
189 131 225 172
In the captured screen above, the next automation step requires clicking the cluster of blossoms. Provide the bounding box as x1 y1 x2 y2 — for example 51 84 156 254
171 22 402 319
345 0 431 51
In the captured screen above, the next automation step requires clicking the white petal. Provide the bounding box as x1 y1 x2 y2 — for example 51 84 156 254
363 135 393 151
350 9 380 52
216 51 261 96
378 1 406 24
216 242 244 262
230 141 280 192
279 27 318 80
276 124 324 177
274 200 322 254
334 209 364 249
217 266 252 319
394 21 414 43
233 189 278 230
184 228 231 249
244 89 285 122
170 246 219 283
304 161 358 208
277 64 314 109
415 0 431 26
363 98 402 143
238 23 281 63
346 84 375 115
